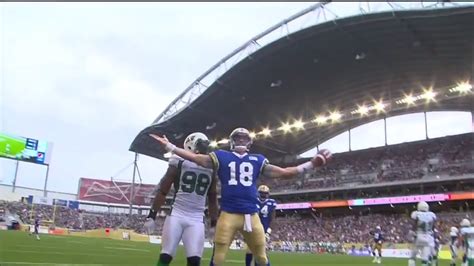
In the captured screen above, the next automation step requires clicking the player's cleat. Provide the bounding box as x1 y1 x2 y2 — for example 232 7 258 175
377 257 381 264
372 257 377 263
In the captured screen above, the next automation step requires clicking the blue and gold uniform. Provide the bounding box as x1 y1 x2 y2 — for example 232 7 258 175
370 227 383 263
209 149 269 266
245 184 276 266
258 198 277 233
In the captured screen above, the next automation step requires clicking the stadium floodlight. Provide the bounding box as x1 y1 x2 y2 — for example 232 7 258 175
450 82 472 94
422 88 437 102
259 128 272 137
402 94 416 105
209 140 218 147
313 115 328 125
217 138 229 144
292 119 305 130
279 122 292 133
374 101 386 112
329 111 342 122
249 131 257 139
356 105 369 115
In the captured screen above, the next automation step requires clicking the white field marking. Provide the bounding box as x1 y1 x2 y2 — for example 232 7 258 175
2 249 148 257
67 240 88 244
201 258 244 264
12 244 92 250
104 246 151 252
107 242 140 247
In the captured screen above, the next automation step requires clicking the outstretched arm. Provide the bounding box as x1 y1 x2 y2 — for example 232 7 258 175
262 149 332 179
147 166 177 220
149 134 213 169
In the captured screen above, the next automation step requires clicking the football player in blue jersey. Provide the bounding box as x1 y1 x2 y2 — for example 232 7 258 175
245 185 276 266
33 216 40 240
150 127 332 266
370 226 384 264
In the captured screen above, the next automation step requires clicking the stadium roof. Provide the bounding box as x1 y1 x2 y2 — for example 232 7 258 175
131 3 474 161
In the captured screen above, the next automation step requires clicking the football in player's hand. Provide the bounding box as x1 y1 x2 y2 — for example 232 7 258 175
311 149 332 167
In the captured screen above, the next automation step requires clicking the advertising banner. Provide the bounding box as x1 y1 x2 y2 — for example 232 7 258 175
78 178 157 205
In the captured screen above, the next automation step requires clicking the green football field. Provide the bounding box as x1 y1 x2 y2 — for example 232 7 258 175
0 231 456 266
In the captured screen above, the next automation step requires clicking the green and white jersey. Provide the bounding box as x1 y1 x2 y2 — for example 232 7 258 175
411 210 437 234
168 155 214 221
460 226 474 250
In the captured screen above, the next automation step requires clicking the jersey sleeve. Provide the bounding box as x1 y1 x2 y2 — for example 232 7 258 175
209 150 223 172
271 199 277 208
272 200 278 212
410 211 418 220
259 155 269 174
168 154 182 168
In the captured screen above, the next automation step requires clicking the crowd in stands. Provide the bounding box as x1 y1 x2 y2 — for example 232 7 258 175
0 200 160 234
1 133 472 247
272 210 472 246
2 199 472 247
261 133 473 192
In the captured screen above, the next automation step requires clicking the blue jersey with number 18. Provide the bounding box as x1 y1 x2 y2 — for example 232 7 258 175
210 149 268 214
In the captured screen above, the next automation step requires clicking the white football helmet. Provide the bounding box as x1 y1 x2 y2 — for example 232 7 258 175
417 201 429 212
183 132 209 154
461 219 471 227
229 127 252 153
376 226 381 230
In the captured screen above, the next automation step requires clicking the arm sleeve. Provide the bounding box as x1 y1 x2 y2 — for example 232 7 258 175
209 150 220 172
168 155 182 168
260 156 269 174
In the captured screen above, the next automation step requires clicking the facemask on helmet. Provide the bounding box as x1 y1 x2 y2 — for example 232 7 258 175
258 185 270 201
229 128 252 153
183 132 210 154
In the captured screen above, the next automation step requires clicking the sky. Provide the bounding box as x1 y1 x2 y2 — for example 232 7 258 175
0 2 472 194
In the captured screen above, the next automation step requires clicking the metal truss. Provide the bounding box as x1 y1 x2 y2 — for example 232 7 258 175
152 1 472 125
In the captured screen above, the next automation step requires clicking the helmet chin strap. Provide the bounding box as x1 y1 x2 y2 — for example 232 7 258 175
233 145 248 153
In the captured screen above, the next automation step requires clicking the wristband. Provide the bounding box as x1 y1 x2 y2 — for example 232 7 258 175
296 161 314 174
165 143 177 153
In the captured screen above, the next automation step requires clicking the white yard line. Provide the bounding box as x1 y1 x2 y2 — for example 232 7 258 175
202 258 244 264
66 240 88 244
2 249 147 257
103 246 150 252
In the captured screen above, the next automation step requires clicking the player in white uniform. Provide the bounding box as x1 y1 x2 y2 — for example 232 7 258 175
450 226 460 266
408 201 437 266
459 219 474 266
144 132 218 266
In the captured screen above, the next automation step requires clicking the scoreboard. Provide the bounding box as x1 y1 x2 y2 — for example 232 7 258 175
0 132 53 165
